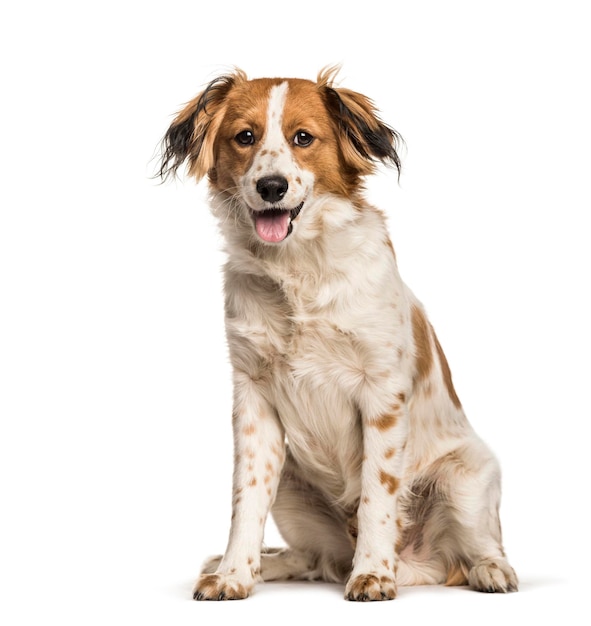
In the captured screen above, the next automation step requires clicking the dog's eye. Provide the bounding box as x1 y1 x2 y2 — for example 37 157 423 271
235 130 255 145
294 131 314 147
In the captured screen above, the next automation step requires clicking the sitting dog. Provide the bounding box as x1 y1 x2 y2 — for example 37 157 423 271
159 68 518 601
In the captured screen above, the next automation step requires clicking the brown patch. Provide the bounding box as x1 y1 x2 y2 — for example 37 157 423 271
242 423 256 436
248 477 257 487
411 305 433 384
247 557 254 565
432 327 462 409
384 447 396 459
363 496 370 504
445 561 470 586
370 411 398 431
396 392 406 403
379 470 400 494
382 559 390 569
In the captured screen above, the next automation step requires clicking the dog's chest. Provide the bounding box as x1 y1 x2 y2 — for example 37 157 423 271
226 274 371 499
271 316 365 501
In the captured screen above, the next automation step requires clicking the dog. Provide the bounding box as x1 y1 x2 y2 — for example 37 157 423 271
159 67 518 601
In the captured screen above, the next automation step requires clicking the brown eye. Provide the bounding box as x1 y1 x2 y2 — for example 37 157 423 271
294 131 314 147
235 130 255 145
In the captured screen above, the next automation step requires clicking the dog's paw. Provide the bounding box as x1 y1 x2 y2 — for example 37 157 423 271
192 572 252 601
345 572 397 602
468 558 518 593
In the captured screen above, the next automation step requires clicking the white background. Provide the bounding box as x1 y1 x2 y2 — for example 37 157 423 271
1 1 590 624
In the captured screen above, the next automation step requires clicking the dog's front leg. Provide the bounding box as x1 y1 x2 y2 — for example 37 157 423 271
345 399 408 601
193 382 285 600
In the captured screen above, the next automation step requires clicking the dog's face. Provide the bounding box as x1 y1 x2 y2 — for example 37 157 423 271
160 68 401 245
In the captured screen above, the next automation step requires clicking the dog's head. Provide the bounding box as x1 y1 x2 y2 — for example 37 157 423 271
159 68 402 245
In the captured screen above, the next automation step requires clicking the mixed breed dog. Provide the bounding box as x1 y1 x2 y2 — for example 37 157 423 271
158 67 517 601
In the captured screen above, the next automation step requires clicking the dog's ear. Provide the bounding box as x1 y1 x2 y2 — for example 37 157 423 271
319 68 402 178
158 70 245 182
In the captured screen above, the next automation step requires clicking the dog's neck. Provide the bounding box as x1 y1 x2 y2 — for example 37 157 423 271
213 191 395 312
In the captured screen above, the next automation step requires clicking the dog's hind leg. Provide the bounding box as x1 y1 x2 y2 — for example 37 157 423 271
201 547 319 581
420 441 518 593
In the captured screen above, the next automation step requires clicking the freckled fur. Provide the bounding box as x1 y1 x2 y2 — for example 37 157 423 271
160 67 517 601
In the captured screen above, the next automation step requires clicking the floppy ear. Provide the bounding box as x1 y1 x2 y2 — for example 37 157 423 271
158 70 246 181
319 68 403 178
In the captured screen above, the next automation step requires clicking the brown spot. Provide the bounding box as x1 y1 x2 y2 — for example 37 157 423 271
396 392 406 403
432 327 462 409
363 496 370 504
379 470 400 494
266 487 272 496
247 557 254 565
382 559 390 569
248 477 257 487
384 447 396 459
411 305 433 384
370 411 398 431
243 423 256 436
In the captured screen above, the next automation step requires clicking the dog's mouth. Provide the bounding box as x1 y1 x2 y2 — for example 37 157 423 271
251 202 303 243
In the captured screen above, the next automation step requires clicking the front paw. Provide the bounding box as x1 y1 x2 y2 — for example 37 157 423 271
192 572 252 601
345 572 397 602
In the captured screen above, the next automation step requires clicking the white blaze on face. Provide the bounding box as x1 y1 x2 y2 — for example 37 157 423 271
242 82 313 243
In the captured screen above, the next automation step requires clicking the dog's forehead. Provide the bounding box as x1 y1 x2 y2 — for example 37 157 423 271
224 77 323 120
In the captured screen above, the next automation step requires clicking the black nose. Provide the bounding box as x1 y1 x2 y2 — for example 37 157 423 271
256 175 288 203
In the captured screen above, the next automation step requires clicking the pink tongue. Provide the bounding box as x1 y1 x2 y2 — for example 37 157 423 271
255 211 290 243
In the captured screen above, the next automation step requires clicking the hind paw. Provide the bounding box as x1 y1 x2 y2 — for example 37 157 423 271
469 558 518 593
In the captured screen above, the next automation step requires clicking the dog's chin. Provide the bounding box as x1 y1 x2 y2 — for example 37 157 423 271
249 202 304 244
